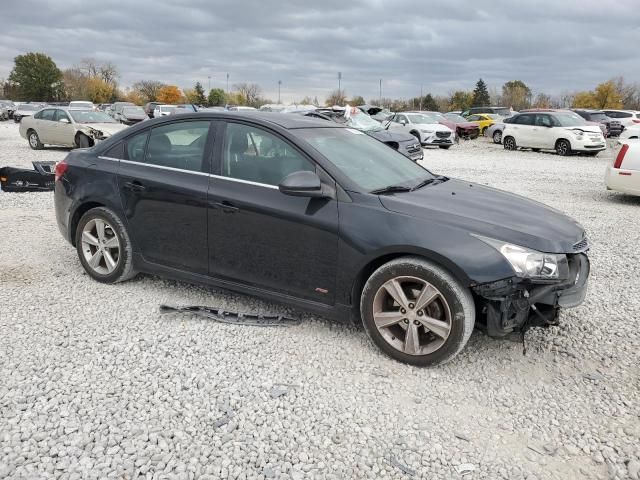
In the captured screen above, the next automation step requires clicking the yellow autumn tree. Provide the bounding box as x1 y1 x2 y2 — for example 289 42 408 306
86 77 114 104
592 80 623 109
572 91 597 109
157 85 182 104
124 89 144 105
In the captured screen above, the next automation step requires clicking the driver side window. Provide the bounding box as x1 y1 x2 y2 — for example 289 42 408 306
54 110 70 122
222 123 315 186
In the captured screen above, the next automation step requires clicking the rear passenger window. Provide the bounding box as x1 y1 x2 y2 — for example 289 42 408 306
40 109 55 121
126 131 149 162
104 142 124 159
145 121 210 172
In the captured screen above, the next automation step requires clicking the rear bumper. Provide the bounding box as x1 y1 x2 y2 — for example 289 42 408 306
605 164 640 196
54 182 73 243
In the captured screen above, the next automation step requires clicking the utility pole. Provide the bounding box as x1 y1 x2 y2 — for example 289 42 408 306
208 76 211 91
278 80 282 104
226 73 229 93
338 71 342 98
379 79 382 106
419 84 423 111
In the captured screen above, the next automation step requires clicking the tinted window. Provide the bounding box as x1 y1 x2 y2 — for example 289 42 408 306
618 112 633 118
535 114 552 127
126 131 149 162
40 109 55 121
222 123 314 186
514 114 534 125
104 142 124 159
467 115 480 121
144 121 210 172
54 110 70 122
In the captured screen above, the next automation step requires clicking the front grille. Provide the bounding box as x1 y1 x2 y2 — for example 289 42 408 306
436 131 451 139
573 237 589 252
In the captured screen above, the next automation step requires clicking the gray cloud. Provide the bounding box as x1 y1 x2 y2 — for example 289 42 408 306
2 0 639 103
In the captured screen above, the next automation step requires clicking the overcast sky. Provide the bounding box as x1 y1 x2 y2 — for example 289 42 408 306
2 0 639 103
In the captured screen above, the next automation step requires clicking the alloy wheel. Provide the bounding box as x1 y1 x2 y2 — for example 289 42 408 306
372 276 452 355
493 131 502 143
503 137 516 150
81 218 121 275
29 133 38 148
556 140 569 156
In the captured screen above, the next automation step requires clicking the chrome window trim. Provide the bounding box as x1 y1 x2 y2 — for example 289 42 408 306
97 156 210 177
209 174 279 190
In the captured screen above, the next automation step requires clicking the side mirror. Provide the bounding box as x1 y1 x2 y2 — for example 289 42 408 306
279 171 328 198
400 119 407 126
58 118 70 124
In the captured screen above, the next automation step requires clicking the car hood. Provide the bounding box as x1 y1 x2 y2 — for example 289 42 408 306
378 179 585 253
367 129 417 143
77 123 128 136
565 125 603 134
455 121 480 129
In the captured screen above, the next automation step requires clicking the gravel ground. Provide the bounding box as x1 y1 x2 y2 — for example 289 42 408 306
1 120 639 480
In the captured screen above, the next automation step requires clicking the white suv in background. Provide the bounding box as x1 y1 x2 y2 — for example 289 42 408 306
385 112 455 149
602 109 640 128
502 111 606 156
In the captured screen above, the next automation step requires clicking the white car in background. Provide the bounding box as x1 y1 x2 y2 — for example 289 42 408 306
619 124 640 140
153 105 176 117
385 112 455 149
502 111 606 156
12 103 44 122
605 140 640 196
69 101 95 111
602 110 640 128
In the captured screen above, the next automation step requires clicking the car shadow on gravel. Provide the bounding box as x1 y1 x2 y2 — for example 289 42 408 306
603 191 640 206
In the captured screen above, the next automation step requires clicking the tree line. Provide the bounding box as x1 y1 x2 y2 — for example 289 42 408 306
2 52 640 112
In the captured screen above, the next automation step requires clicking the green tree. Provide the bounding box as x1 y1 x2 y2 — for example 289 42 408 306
194 81 207 105
416 93 438 111
208 88 226 106
448 90 474 111
8 52 63 101
501 80 531 110
471 78 490 107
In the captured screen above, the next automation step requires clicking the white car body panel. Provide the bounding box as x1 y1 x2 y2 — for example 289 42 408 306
503 121 605 153
602 109 640 128
605 140 640 196
620 125 640 140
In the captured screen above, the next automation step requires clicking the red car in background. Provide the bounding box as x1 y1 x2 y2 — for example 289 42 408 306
440 112 481 139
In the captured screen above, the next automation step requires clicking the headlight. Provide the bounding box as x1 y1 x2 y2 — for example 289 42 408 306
571 130 584 139
474 235 568 280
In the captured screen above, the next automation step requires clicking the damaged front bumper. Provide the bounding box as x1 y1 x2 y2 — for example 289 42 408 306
472 253 590 338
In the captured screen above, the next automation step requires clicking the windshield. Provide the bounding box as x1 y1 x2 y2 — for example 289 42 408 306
588 113 609 122
553 113 588 127
123 107 145 115
444 113 466 123
346 112 382 132
70 102 93 108
296 128 434 192
69 110 117 124
175 104 197 112
407 113 438 124
20 105 41 111
494 108 511 116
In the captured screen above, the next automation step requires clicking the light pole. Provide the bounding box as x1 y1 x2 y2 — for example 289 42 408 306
379 79 382 106
208 75 211 91
226 73 229 93
338 71 342 99
419 84 423 111
278 80 282 104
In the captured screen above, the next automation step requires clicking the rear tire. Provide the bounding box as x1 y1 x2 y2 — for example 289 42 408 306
555 139 572 156
360 257 475 367
481 127 487 136
28 130 43 150
75 207 137 284
492 130 502 144
503 136 517 151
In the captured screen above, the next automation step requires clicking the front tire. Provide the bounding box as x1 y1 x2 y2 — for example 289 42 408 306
439 145 451 150
77 134 92 148
503 136 517 151
555 139 572 156
75 207 136 284
360 257 475 367
492 130 502 144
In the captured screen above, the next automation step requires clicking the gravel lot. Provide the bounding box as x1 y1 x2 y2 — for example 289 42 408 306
1 120 639 480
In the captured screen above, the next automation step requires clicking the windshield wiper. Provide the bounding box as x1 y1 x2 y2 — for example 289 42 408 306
411 175 449 191
370 185 413 195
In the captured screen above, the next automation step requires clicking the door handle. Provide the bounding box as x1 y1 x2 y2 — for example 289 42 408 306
213 201 239 213
123 181 147 192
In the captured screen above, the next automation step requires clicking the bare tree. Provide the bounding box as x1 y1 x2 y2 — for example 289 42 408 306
99 62 119 85
132 80 166 103
325 89 346 106
233 82 262 107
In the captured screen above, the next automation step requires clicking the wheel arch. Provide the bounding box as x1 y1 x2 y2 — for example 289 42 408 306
554 137 572 148
69 201 106 246
349 247 471 325
75 131 94 148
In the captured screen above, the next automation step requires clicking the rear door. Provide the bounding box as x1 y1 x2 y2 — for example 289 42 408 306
35 108 57 143
510 114 535 146
116 119 214 274
532 114 555 149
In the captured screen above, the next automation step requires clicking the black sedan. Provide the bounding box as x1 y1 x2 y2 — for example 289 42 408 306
54 112 590 366
304 107 423 162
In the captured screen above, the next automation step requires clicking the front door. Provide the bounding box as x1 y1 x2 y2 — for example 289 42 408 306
207 121 339 304
51 109 76 146
117 120 213 274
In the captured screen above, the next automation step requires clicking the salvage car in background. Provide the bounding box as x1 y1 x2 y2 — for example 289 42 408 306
438 112 481 139
503 111 605 156
385 112 454 148
114 106 148 125
53 112 590 366
465 113 501 136
69 101 95 111
20 107 127 149
0 100 16 120
13 103 44 123
304 106 423 162
572 109 622 137
605 140 640 197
